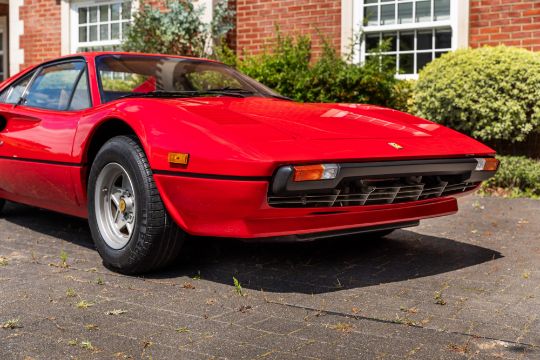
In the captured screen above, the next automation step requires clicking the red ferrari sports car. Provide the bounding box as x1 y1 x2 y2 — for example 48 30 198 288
0 52 498 273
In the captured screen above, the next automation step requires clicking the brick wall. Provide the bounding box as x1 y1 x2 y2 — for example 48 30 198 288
233 0 342 57
469 0 540 51
19 0 62 70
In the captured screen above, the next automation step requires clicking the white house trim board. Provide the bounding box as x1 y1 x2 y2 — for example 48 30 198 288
61 0 70 55
341 0 354 58
9 0 24 75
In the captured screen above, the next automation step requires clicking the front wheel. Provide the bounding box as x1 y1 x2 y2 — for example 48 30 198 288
88 136 185 274
0 199 5 215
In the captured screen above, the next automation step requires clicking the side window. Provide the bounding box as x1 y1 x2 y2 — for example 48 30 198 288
0 72 35 104
24 62 85 110
69 69 91 110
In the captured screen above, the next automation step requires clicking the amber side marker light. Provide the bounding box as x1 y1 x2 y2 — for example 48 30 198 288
293 164 339 182
475 158 499 171
168 153 190 165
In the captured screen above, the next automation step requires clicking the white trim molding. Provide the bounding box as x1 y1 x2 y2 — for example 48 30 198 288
452 0 469 49
60 0 71 55
9 0 24 75
341 0 354 58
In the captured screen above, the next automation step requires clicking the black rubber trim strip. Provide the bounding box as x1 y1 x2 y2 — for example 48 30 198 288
0 155 82 167
243 221 420 243
272 157 487 194
152 169 270 181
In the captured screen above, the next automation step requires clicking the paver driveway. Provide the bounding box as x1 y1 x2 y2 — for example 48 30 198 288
0 195 539 359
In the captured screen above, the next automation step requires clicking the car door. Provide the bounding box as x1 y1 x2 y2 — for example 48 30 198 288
0 59 91 213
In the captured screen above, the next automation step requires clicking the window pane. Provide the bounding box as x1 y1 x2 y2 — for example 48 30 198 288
69 69 91 110
383 54 397 72
111 23 120 40
399 53 414 74
122 22 129 37
25 62 85 110
434 0 451 21
364 5 378 26
79 26 88 42
417 52 432 72
435 29 452 49
435 51 449 59
111 3 120 21
89 25 98 42
89 6 97 23
380 4 395 25
400 32 414 51
100 24 109 41
366 33 380 53
79 8 88 24
1 72 33 104
365 0 378 3
382 32 397 52
417 31 432 50
100 5 109 22
121 2 132 19
398 3 413 24
415 0 431 22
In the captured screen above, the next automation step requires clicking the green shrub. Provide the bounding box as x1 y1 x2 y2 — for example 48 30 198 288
412 46 540 143
234 34 405 109
483 156 540 197
123 0 234 57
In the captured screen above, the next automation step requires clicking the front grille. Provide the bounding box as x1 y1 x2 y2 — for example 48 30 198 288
268 176 479 208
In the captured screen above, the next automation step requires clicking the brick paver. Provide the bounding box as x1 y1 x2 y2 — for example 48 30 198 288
0 195 538 359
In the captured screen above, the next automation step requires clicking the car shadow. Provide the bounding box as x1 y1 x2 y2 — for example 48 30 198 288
2 202 503 294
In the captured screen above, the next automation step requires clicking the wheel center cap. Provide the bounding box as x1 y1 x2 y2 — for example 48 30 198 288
119 199 127 213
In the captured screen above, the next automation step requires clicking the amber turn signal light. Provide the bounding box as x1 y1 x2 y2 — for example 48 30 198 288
475 157 499 171
168 152 189 165
293 164 339 182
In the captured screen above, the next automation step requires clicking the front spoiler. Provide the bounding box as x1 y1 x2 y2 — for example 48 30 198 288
153 173 461 239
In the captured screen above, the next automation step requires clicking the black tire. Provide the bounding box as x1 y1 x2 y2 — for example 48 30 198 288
87 135 185 274
0 199 5 214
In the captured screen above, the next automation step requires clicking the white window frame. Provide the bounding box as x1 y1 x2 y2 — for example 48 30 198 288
347 0 469 79
69 0 137 54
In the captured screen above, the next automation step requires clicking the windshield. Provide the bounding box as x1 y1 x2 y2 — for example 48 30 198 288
96 54 281 102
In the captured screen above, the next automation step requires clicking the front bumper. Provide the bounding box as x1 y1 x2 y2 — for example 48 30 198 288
153 172 464 238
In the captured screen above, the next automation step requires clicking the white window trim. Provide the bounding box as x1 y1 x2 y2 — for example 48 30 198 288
343 0 469 79
62 0 214 56
69 0 136 54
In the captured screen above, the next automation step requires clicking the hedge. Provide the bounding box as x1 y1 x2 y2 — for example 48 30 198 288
223 34 407 110
412 46 540 143
482 156 540 198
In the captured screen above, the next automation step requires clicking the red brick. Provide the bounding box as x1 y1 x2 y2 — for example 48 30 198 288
235 0 341 57
470 0 540 50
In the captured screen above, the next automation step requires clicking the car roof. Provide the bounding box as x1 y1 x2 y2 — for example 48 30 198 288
64 51 220 63
1 52 223 91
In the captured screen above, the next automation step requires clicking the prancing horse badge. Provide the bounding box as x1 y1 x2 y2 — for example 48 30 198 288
388 142 404 150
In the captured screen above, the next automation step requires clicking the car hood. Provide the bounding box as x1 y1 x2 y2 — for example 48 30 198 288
128 97 495 175
165 97 455 141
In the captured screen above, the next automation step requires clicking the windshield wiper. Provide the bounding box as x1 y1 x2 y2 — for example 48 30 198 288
269 94 293 101
117 90 249 100
204 87 256 95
